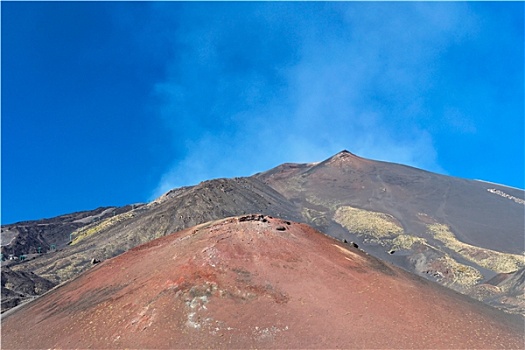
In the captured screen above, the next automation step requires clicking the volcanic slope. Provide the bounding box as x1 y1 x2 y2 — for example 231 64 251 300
1 177 300 311
2 216 523 349
257 150 524 254
256 150 525 310
0 206 136 311
1 206 135 258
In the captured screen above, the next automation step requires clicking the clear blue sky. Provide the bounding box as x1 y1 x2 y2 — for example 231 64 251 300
2 2 524 224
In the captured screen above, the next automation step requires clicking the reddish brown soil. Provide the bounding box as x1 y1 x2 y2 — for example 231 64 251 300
2 215 523 349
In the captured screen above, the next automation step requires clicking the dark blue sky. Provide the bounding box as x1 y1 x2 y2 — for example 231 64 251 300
2 2 524 224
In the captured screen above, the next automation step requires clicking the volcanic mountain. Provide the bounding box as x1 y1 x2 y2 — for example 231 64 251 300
2 216 523 349
256 150 525 312
1 151 524 316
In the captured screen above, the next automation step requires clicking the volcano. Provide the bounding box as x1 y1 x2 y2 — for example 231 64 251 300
2 216 523 349
2 151 524 317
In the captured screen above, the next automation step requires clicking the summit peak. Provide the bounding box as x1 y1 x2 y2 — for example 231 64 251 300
331 149 360 159
337 149 353 156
